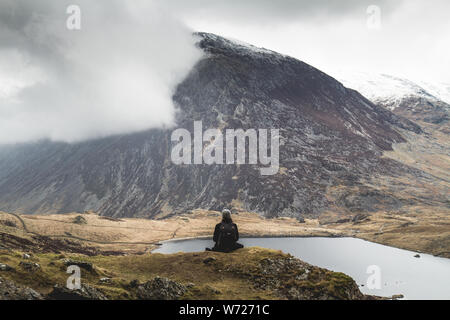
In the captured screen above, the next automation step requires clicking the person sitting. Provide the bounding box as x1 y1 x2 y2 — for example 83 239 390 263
207 209 244 253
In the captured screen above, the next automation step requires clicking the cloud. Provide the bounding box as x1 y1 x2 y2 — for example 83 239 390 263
164 0 449 84
1 0 449 146
0 0 202 144
163 0 400 25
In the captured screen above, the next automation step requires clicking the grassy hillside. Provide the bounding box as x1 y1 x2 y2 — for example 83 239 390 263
0 245 369 300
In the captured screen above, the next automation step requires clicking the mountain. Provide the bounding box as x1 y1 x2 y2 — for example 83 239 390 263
418 82 450 106
335 72 449 215
335 72 450 126
0 33 443 219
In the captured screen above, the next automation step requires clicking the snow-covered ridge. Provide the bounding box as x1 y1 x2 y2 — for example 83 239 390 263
197 32 275 54
195 32 289 62
333 71 450 110
418 81 450 105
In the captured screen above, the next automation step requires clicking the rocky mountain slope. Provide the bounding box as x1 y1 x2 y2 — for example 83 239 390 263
0 33 444 219
336 72 450 127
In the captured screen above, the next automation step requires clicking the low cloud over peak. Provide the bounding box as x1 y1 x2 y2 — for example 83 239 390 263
0 0 202 144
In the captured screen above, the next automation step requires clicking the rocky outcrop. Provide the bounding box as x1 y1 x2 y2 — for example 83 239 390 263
47 284 107 300
352 213 371 223
0 232 122 256
0 277 43 300
135 277 187 300
375 95 449 126
61 259 94 272
72 216 87 225
221 253 367 300
0 246 375 300
19 261 41 272
0 220 16 228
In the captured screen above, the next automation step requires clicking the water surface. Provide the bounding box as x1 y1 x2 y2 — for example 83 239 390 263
153 237 450 300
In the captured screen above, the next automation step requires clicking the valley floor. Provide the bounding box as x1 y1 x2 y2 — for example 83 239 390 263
1 207 449 258
0 208 448 300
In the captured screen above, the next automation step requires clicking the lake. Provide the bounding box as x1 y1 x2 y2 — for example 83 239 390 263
153 237 450 300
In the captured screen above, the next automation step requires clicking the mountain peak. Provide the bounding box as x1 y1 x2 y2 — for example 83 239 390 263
0 34 432 218
195 32 283 59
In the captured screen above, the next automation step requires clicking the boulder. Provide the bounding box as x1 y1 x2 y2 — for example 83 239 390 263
203 257 217 265
296 217 306 224
99 277 111 284
73 215 87 225
129 279 140 288
0 264 14 272
19 261 40 272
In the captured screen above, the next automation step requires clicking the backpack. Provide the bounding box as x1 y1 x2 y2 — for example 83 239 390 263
218 222 236 247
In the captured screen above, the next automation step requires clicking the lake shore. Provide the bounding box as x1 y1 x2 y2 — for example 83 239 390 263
153 237 450 299
1 208 449 258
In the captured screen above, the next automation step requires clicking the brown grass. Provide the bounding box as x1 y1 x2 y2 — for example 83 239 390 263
0 209 350 254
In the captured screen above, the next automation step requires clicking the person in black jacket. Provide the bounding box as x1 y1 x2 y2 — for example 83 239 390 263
208 209 244 253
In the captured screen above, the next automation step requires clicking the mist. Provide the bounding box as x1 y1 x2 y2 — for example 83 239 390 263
2 0 449 146
0 0 202 144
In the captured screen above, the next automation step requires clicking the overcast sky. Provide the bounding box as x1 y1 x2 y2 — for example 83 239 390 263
0 0 449 144
165 0 450 84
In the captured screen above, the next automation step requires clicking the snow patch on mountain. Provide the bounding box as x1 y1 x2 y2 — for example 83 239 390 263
196 32 288 63
333 71 450 110
418 82 450 105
